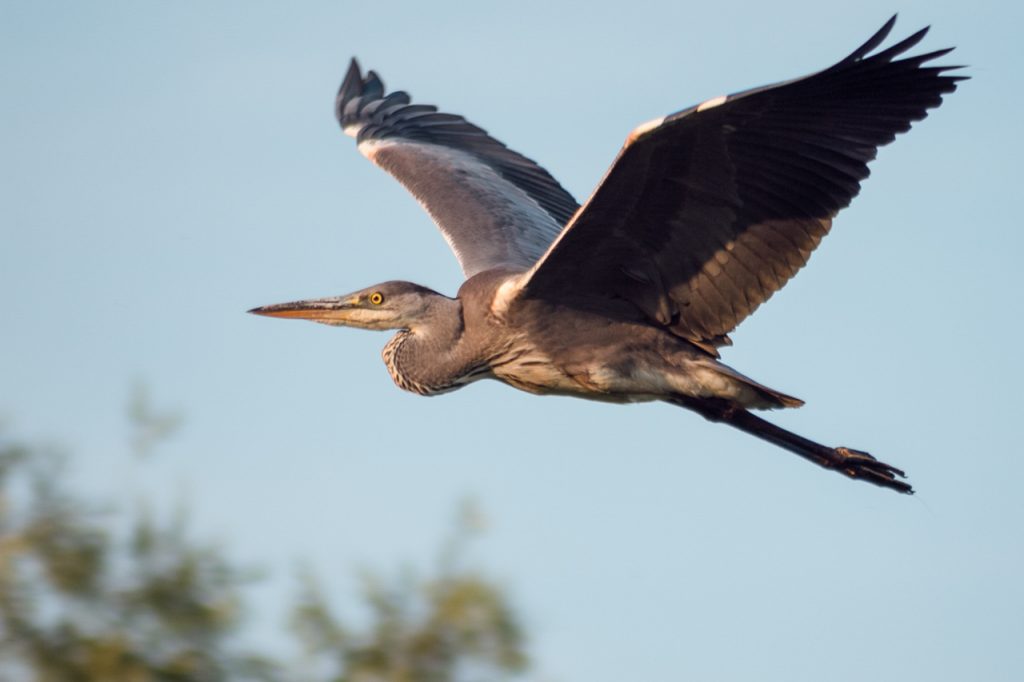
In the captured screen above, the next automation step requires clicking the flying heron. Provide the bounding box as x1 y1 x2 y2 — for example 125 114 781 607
251 17 964 494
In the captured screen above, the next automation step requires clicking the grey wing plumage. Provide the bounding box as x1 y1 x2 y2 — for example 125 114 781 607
337 60 579 278
519 16 966 350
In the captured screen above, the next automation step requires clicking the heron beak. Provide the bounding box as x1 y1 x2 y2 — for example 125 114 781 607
248 296 358 323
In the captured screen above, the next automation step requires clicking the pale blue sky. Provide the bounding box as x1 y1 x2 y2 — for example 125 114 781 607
2 2 1022 680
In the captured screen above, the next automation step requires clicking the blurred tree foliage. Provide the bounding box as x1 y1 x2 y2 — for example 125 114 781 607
126 381 183 459
290 501 527 682
0 428 528 682
0 433 277 681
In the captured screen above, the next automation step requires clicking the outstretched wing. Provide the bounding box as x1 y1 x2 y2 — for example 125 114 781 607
337 60 579 278
518 17 965 347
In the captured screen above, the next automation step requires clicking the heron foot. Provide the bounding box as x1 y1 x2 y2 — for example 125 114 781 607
826 446 913 494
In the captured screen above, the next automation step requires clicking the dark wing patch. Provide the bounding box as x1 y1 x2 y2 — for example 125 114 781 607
519 17 966 346
337 61 580 276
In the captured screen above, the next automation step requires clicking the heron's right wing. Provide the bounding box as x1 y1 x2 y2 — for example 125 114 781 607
337 60 579 278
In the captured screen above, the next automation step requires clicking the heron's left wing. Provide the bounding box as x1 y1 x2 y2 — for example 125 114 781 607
517 18 964 348
337 60 579 278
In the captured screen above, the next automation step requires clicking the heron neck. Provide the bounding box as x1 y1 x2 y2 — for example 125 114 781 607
384 296 481 395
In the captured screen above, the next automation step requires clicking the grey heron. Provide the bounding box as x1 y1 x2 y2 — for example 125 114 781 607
251 17 964 494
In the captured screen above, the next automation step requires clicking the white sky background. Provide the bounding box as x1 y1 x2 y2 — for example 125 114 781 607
2 1 1022 680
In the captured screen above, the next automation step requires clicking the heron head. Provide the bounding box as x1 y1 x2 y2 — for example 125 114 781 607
249 281 446 331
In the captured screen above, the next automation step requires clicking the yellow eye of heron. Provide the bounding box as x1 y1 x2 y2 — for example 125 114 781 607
369 292 384 305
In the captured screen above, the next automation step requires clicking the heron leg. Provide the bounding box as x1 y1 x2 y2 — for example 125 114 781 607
667 396 913 494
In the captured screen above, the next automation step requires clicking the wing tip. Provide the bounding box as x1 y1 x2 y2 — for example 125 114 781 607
335 58 395 138
842 14 899 64
835 15 944 68
336 57 365 125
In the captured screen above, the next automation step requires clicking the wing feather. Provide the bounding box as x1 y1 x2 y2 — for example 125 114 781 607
519 17 964 348
337 60 579 277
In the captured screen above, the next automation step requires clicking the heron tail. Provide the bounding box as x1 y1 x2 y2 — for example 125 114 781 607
751 383 805 410
708 362 804 410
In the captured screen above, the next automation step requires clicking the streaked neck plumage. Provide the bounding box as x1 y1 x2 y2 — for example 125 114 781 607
382 294 488 395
